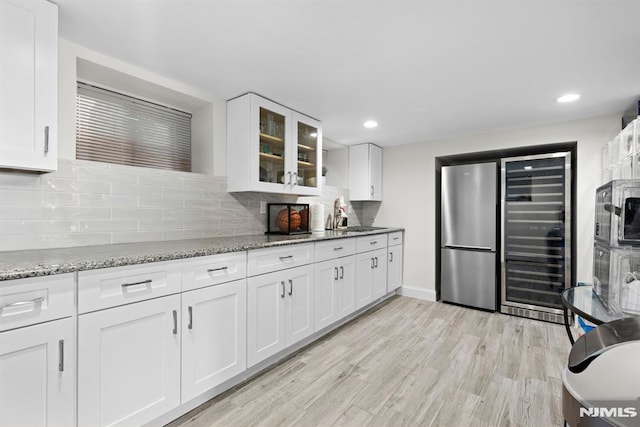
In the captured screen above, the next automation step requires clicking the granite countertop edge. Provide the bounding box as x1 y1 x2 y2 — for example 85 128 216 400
0 228 404 282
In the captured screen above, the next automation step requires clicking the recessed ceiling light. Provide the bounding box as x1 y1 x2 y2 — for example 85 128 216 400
557 93 580 103
363 120 378 128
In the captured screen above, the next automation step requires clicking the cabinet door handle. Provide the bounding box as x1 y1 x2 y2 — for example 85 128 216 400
121 279 152 288
334 267 339 280
188 306 193 330
207 266 228 273
340 266 344 279
0 296 44 312
288 279 293 296
390 252 393 262
172 310 178 334
281 281 286 298
292 172 298 186
44 126 50 154
58 339 64 372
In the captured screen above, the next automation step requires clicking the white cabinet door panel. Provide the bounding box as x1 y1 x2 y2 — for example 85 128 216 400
78 295 180 427
0 317 74 427
285 264 314 345
388 245 403 292
337 255 357 319
314 259 338 331
0 0 57 171
247 271 285 367
372 249 388 299
181 279 247 402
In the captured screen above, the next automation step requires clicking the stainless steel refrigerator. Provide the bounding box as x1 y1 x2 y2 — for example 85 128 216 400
441 162 497 311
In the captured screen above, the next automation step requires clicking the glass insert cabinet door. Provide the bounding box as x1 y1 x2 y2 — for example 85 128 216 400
258 107 286 184
294 115 321 190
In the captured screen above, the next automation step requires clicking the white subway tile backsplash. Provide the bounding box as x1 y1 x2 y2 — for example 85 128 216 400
0 189 41 206
77 194 137 208
0 159 358 251
138 197 183 208
111 182 162 197
139 219 183 231
111 230 163 244
112 207 163 220
42 207 111 220
42 232 112 248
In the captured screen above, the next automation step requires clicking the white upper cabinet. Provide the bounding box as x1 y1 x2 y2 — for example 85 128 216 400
349 143 382 201
0 0 57 172
227 93 322 195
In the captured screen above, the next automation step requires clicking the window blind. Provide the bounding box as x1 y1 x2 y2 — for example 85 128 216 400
76 82 192 172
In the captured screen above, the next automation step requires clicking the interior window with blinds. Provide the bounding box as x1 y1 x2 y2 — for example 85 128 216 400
76 82 192 172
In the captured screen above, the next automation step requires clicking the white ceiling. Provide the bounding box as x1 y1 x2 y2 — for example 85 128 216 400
54 0 640 147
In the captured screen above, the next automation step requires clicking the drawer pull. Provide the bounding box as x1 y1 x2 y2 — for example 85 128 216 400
207 266 228 273
333 247 344 251
121 279 152 288
0 296 45 312
279 255 294 261
58 340 64 372
188 306 193 330
172 310 178 334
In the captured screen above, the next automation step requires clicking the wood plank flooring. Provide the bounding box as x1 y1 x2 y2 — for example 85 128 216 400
169 296 570 427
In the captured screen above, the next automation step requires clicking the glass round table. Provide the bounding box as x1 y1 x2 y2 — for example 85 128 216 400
561 285 635 344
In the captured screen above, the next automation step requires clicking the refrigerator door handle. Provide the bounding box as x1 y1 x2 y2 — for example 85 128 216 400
443 244 493 252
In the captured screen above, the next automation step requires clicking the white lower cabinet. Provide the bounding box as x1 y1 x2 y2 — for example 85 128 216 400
181 279 247 402
247 264 314 367
78 294 181 427
388 244 404 292
356 248 388 309
0 317 74 427
314 255 356 330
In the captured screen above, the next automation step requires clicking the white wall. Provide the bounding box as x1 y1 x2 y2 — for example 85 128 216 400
376 115 621 300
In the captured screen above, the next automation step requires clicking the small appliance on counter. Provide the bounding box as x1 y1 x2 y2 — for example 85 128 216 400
266 203 310 235
333 196 348 229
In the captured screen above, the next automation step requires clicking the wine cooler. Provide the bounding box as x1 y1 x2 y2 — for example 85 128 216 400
500 152 572 323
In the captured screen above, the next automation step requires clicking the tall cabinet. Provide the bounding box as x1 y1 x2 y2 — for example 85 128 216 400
227 93 322 195
0 0 57 171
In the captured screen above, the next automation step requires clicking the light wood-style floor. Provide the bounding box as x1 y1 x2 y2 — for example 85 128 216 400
170 296 570 427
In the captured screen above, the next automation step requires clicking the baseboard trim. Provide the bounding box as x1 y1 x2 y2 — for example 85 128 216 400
399 285 437 302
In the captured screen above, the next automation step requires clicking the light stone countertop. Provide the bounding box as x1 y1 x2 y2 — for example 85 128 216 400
0 228 404 281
